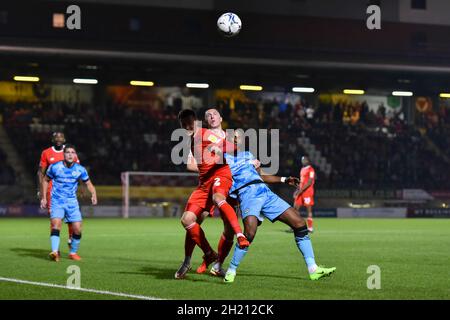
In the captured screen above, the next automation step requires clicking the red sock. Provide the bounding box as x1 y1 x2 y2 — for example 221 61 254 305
185 223 212 255
217 234 234 264
185 231 196 257
307 217 313 229
68 223 73 239
217 200 243 236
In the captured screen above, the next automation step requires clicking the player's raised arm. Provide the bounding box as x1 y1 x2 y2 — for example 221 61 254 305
187 150 199 172
84 180 98 205
257 167 299 187
178 109 200 173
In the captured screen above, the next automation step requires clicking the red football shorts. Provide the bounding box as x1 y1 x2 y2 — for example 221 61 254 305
295 191 315 207
185 175 233 217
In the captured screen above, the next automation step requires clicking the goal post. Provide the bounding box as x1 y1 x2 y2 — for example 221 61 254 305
120 171 198 218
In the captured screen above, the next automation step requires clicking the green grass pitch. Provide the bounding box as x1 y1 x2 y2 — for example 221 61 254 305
0 217 449 300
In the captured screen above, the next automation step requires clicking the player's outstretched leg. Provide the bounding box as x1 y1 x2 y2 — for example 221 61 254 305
213 193 249 248
49 218 62 262
286 201 302 233
211 220 234 277
68 222 82 261
224 216 258 283
277 208 336 280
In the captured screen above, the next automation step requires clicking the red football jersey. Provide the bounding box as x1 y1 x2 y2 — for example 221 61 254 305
299 165 315 191
39 146 80 209
190 128 231 183
39 146 79 170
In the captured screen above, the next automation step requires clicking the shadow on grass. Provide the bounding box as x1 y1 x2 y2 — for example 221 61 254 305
117 265 307 283
237 273 307 281
10 248 50 261
117 265 226 284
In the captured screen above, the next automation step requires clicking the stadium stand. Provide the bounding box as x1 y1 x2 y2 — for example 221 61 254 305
1 94 450 189
0 147 15 185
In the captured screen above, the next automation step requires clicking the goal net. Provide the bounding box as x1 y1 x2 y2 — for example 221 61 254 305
120 171 198 218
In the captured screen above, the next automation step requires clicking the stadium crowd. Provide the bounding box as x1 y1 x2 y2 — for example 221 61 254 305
0 148 15 185
1 93 450 189
212 98 450 189
418 104 450 161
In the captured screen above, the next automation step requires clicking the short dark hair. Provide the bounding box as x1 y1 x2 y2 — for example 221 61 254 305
64 144 76 153
178 109 197 121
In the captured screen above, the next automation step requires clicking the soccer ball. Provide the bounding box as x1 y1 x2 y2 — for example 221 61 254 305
217 12 242 37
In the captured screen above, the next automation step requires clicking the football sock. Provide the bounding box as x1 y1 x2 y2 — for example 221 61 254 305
70 234 81 254
217 233 234 264
228 242 249 272
185 222 213 255
294 226 318 273
50 229 60 252
185 231 196 258
183 256 191 266
217 200 243 235
212 261 221 270
307 217 314 229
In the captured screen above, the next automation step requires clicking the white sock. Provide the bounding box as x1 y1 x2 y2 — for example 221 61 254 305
308 264 318 274
213 262 221 270
226 267 236 275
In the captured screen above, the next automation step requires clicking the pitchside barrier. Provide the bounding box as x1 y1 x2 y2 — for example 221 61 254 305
336 208 407 218
2 205 450 218
0 170 448 218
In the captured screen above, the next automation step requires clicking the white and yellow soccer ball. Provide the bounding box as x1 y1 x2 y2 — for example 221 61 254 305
217 12 242 37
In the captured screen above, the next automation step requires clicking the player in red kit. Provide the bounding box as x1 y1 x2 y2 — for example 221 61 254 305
293 156 316 232
175 109 249 279
37 132 80 248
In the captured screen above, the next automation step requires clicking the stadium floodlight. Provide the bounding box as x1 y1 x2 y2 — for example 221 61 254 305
13 76 40 82
439 93 450 98
292 87 315 93
343 89 365 95
73 78 98 84
392 91 413 96
186 83 209 89
130 80 154 87
240 85 263 91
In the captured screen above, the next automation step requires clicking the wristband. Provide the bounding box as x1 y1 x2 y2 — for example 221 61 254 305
281 177 287 183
